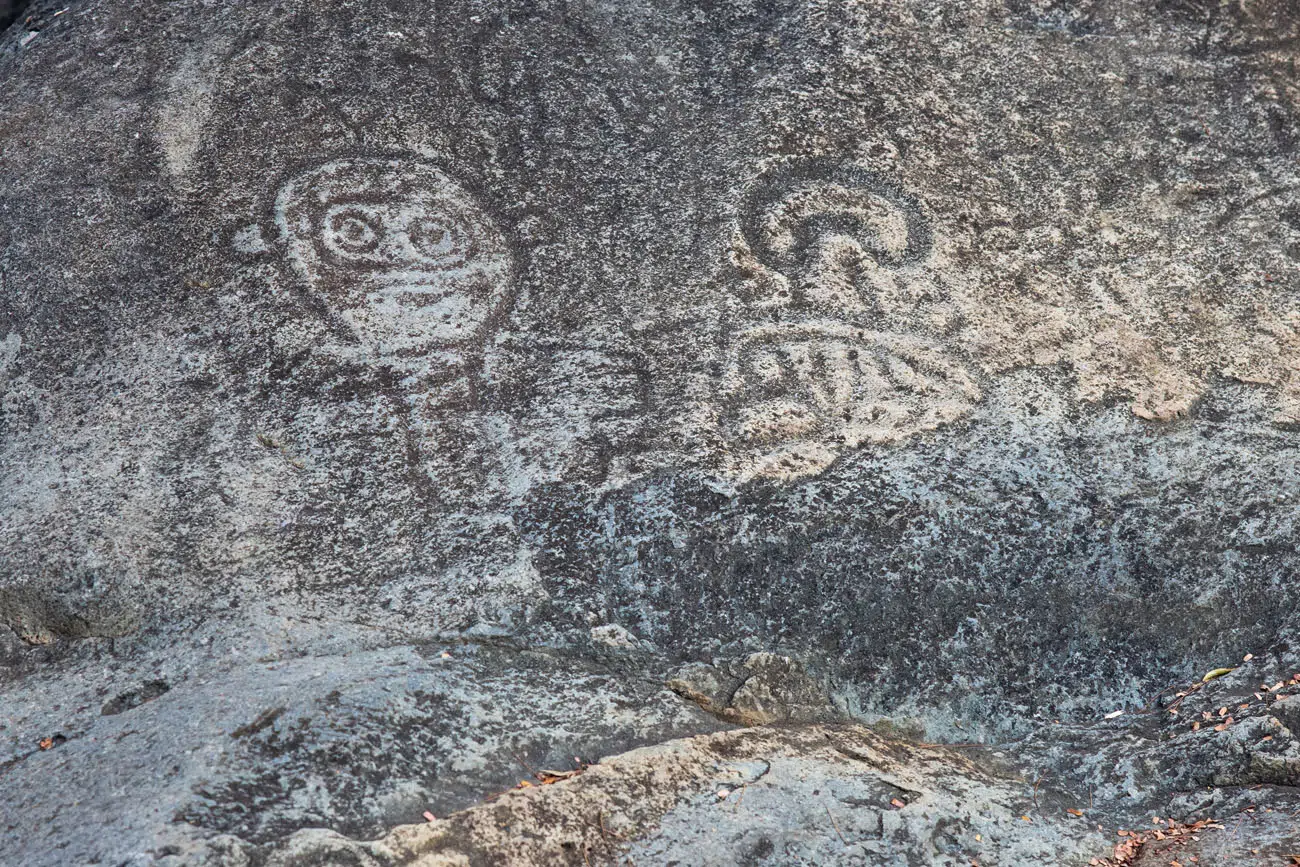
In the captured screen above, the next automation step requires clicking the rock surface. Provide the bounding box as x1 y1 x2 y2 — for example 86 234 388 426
5 0 1300 863
234 724 1113 867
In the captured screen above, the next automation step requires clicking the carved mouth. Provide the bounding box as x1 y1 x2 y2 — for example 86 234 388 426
364 268 487 298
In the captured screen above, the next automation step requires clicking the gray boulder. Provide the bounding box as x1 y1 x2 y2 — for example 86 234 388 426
5 0 1300 863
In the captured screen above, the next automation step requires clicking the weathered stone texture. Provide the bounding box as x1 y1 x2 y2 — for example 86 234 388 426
5 0 1300 864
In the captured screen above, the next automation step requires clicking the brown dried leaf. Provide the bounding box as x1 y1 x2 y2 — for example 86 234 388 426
537 768 583 784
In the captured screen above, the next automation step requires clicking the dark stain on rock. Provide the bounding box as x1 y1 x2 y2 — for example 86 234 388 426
101 680 170 716
0 1 29 34
230 706 287 740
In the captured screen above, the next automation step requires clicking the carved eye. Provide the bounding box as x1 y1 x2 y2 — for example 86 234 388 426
323 206 383 257
407 216 464 261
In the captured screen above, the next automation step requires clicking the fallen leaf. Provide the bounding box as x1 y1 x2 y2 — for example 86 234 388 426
1243 653 1254 662
890 798 905 809
422 811 436 822
1067 808 1084 817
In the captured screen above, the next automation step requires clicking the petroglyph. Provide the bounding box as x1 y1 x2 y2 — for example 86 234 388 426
723 156 1284 460
720 323 980 482
718 160 972 481
275 158 513 374
736 158 933 315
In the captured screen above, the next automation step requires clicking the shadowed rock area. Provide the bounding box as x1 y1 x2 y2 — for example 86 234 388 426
4 0 1300 863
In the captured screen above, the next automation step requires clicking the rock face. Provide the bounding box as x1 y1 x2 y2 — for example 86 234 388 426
236 725 1114 867
5 0 1300 863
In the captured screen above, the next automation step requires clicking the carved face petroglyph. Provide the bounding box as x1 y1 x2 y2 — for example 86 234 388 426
718 159 978 481
276 158 513 369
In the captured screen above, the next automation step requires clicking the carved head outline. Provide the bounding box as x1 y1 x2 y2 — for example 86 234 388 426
276 158 513 368
742 158 932 272
739 158 933 314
